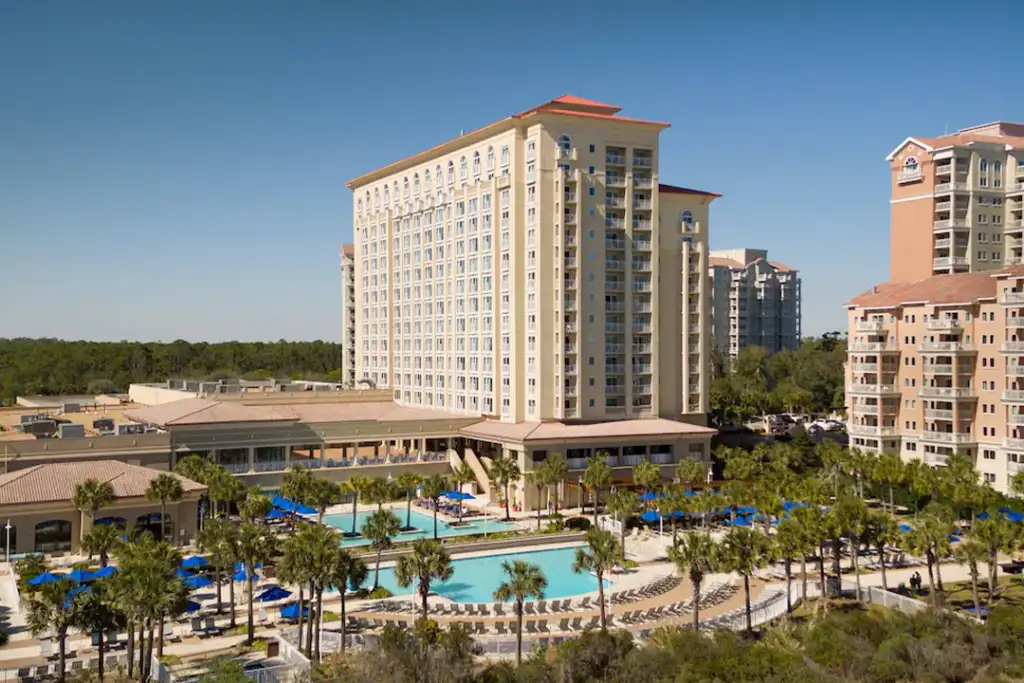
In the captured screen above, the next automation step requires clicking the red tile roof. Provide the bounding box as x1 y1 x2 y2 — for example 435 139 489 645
769 261 796 272
342 243 354 257
846 266 1024 309
659 183 721 198
0 461 204 507
709 257 744 268
459 418 715 443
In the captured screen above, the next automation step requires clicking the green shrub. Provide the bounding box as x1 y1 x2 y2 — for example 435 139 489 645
565 516 592 532
368 587 393 599
322 611 340 622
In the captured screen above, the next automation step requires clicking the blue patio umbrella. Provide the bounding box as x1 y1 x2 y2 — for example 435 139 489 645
271 494 296 511
640 510 661 523
64 585 89 608
66 568 93 583
256 586 292 602
28 572 64 586
184 575 213 590
783 501 808 512
899 523 913 533
235 562 263 572
640 491 663 501
233 569 259 582
175 568 196 580
90 566 117 580
280 602 309 619
445 491 475 501
181 555 209 569
184 600 202 613
265 509 288 520
726 516 752 527
293 502 317 515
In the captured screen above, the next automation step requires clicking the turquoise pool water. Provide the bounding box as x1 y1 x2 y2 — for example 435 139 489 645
369 547 605 603
323 508 517 547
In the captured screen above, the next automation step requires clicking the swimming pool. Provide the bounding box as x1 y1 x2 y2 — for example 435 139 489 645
323 508 518 547
368 547 605 603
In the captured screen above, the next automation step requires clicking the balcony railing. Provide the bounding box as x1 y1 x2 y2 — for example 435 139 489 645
926 318 963 331
605 239 626 249
1010 413 1024 425
634 177 653 188
933 256 969 268
605 343 624 353
925 453 950 466
1009 460 1024 475
923 364 954 374
1003 390 1024 403
632 219 652 230
606 153 626 165
849 341 900 353
924 409 954 420
632 344 652 353
1001 341 1024 353
605 301 624 312
606 260 624 270
605 365 625 374
850 363 880 372
920 432 975 445
607 176 626 187
632 364 653 373
919 341 973 353
918 386 975 398
848 383 899 395
632 324 653 333
632 156 653 167
606 197 625 208
564 213 577 225
1008 365 1024 376
634 200 653 210
933 218 969 230
848 424 899 437
632 239 652 250
606 323 625 333
854 319 887 332
1000 292 1024 305
934 182 969 193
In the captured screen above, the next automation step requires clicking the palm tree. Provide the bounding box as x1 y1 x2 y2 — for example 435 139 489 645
236 523 276 645
493 560 547 665
396 472 424 530
721 527 774 633
307 478 341 523
583 455 612 528
298 524 339 661
632 458 661 507
26 579 80 683
73 581 123 683
572 528 622 630
365 477 395 514
420 475 448 539
908 505 956 605
82 522 122 568
953 538 988 616
450 464 477 525
346 475 373 535
972 515 1014 598
774 517 808 612
872 453 906 516
526 468 547 531
198 518 239 623
238 488 273 523
280 465 316 506
866 512 899 593
363 508 401 590
823 496 868 596
277 533 313 654
675 458 705 493
544 455 568 513
146 473 184 542
606 489 638 550
667 532 719 632
173 453 214 485
394 539 454 620
72 478 116 542
490 456 522 521
331 547 369 652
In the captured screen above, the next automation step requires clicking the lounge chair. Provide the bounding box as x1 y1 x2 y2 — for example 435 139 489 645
583 616 599 629
536 600 548 614
496 621 507 635
464 604 477 616
538 621 550 633
477 603 490 616
493 603 505 617
569 617 583 631
204 617 222 635
524 602 537 615
525 620 538 634
164 623 181 643
578 596 591 610
558 618 570 632
474 621 486 634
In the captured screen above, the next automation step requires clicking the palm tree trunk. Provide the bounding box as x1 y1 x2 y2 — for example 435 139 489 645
246 574 255 645
157 612 165 657
597 571 607 630
817 542 827 595
373 550 382 590
57 629 67 683
145 621 155 682
406 492 413 529
692 580 700 632
137 622 145 679
420 582 429 620
971 567 981 617
515 601 523 666
340 590 348 652
925 553 937 605
229 575 237 628
305 584 315 659
351 495 358 535
743 574 752 633
316 587 325 662
989 550 998 599
161 502 168 542
433 503 439 539
888 483 895 516
592 489 599 528
505 483 511 521
934 552 945 594
784 557 793 613
126 619 135 678
97 632 106 683
536 485 542 531
800 556 808 601
852 546 862 597
296 584 305 652
879 546 888 592
215 567 223 613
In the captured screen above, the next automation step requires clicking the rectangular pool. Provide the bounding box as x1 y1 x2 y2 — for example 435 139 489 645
323 509 518 547
368 547 605 603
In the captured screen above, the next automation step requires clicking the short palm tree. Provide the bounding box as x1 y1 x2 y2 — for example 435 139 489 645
667 532 719 632
953 538 988 616
277 534 313 653
872 453 906 516
606 489 638 550
299 523 339 661
450 464 477 524
146 473 184 542
973 515 1014 597
490 456 522 521
280 466 316 505
493 560 547 665
72 478 116 542
721 527 774 633
238 488 273 523
544 455 568 513
632 458 661 507
773 517 809 612
345 475 373 535
26 579 80 683
866 512 900 593
306 478 341 523
236 523 275 645
572 528 622 630
198 518 239 623
396 472 424 530
365 477 395 513
583 455 612 528
525 469 547 530
420 475 449 539
331 547 369 652
363 508 401 590
73 581 123 683
82 522 122 568
394 539 454 620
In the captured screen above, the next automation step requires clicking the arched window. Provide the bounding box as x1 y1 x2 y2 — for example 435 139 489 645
459 156 468 179
134 512 171 542
994 160 1003 173
403 177 410 199
374 188 380 208
486 146 495 170
558 134 572 151
35 519 72 553
383 185 390 205
414 173 422 194
357 198 363 214
392 182 399 206
980 158 988 172
365 191 371 210
473 152 481 176
447 161 455 184
903 156 919 171
435 165 442 188
681 210 694 225
94 516 127 529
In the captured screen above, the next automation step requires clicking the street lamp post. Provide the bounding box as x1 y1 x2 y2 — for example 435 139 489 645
577 476 584 512
4 520 11 564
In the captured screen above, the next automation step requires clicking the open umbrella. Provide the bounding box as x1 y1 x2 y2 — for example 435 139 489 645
63 585 89 608
181 556 209 569
640 510 661 523
28 572 64 586
279 602 309 619
292 502 317 515
445 491 475 501
898 523 913 533
234 562 262 572
90 566 117 580
184 575 213 590
233 569 259 583
184 600 202 613
256 586 292 602
175 568 196 580
640 491 663 501
271 494 296 511
66 569 93 583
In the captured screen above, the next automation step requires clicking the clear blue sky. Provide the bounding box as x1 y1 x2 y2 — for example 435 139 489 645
2 0 1021 342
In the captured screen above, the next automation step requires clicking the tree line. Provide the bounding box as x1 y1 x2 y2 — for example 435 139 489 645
0 338 343 404
709 333 847 425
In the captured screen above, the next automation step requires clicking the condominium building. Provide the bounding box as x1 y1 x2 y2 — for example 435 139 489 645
347 95 718 425
887 122 1024 283
341 243 357 386
708 248 801 358
845 266 1024 493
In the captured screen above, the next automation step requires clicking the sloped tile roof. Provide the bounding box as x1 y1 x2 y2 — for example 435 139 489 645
460 418 715 443
0 461 204 506
846 266 1024 309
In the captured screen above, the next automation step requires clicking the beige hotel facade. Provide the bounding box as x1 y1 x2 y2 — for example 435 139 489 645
846 266 1024 493
346 95 718 425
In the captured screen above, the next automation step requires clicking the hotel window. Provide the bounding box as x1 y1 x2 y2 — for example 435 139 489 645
413 173 420 195
459 156 468 180
486 146 495 170
447 161 455 185
403 177 410 199
558 135 571 151
435 165 442 188
500 146 510 167
473 152 481 176
903 156 918 171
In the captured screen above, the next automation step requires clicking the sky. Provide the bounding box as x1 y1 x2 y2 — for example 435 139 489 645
2 0 1022 343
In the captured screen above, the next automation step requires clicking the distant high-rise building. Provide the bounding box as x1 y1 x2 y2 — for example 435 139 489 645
887 122 1024 283
707 248 801 359
340 243 356 386
346 95 719 423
